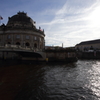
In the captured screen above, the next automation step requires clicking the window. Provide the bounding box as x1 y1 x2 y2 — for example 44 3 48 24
40 37 41 41
26 35 30 39
25 42 30 46
7 35 11 39
34 43 37 48
16 35 20 39
16 42 20 45
34 36 37 40
7 42 11 44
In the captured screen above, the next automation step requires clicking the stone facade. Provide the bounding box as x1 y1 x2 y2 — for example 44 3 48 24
45 49 77 62
0 12 45 51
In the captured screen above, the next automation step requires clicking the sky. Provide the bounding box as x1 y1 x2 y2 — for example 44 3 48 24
0 0 100 47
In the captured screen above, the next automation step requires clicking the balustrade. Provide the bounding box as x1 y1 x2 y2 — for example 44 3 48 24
0 44 41 52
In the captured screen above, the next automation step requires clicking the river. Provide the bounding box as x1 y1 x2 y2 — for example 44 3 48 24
0 60 100 100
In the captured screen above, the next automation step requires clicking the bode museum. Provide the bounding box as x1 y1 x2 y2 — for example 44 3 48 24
0 12 45 51
0 12 45 60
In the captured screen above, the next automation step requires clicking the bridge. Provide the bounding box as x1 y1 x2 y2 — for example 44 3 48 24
0 44 46 60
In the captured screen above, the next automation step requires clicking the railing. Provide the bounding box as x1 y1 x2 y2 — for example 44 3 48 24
0 44 43 52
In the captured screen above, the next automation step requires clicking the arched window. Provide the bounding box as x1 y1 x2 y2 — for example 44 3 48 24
16 42 20 45
7 42 11 44
34 43 37 48
25 42 30 46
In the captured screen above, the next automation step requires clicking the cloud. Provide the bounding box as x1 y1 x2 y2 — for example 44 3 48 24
38 0 100 47
1 0 100 47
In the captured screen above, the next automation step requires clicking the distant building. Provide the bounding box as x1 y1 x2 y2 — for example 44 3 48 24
0 12 45 51
75 39 100 51
45 46 63 50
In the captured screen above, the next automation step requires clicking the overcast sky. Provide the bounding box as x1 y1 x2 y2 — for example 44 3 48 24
0 0 100 47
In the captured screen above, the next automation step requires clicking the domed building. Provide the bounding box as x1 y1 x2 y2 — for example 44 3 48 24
0 12 45 51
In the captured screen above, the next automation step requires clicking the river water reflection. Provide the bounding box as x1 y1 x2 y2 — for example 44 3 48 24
0 60 100 100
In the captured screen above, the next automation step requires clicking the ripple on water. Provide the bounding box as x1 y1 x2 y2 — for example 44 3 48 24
12 60 100 100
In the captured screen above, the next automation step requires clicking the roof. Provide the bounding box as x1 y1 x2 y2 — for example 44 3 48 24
0 12 45 36
6 12 36 28
77 39 100 45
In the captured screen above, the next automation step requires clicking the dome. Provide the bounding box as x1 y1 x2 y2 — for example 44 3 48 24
7 12 36 28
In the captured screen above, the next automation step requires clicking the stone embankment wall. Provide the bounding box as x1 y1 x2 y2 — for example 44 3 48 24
0 49 77 62
45 50 77 62
0 52 20 60
77 51 100 59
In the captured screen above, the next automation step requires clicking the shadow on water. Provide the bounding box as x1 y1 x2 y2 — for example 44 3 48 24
0 60 46 67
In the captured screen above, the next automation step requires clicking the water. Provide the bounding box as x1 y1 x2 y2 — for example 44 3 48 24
0 60 100 100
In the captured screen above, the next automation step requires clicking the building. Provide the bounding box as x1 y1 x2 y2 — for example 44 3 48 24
0 12 45 51
0 12 77 62
75 39 100 51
